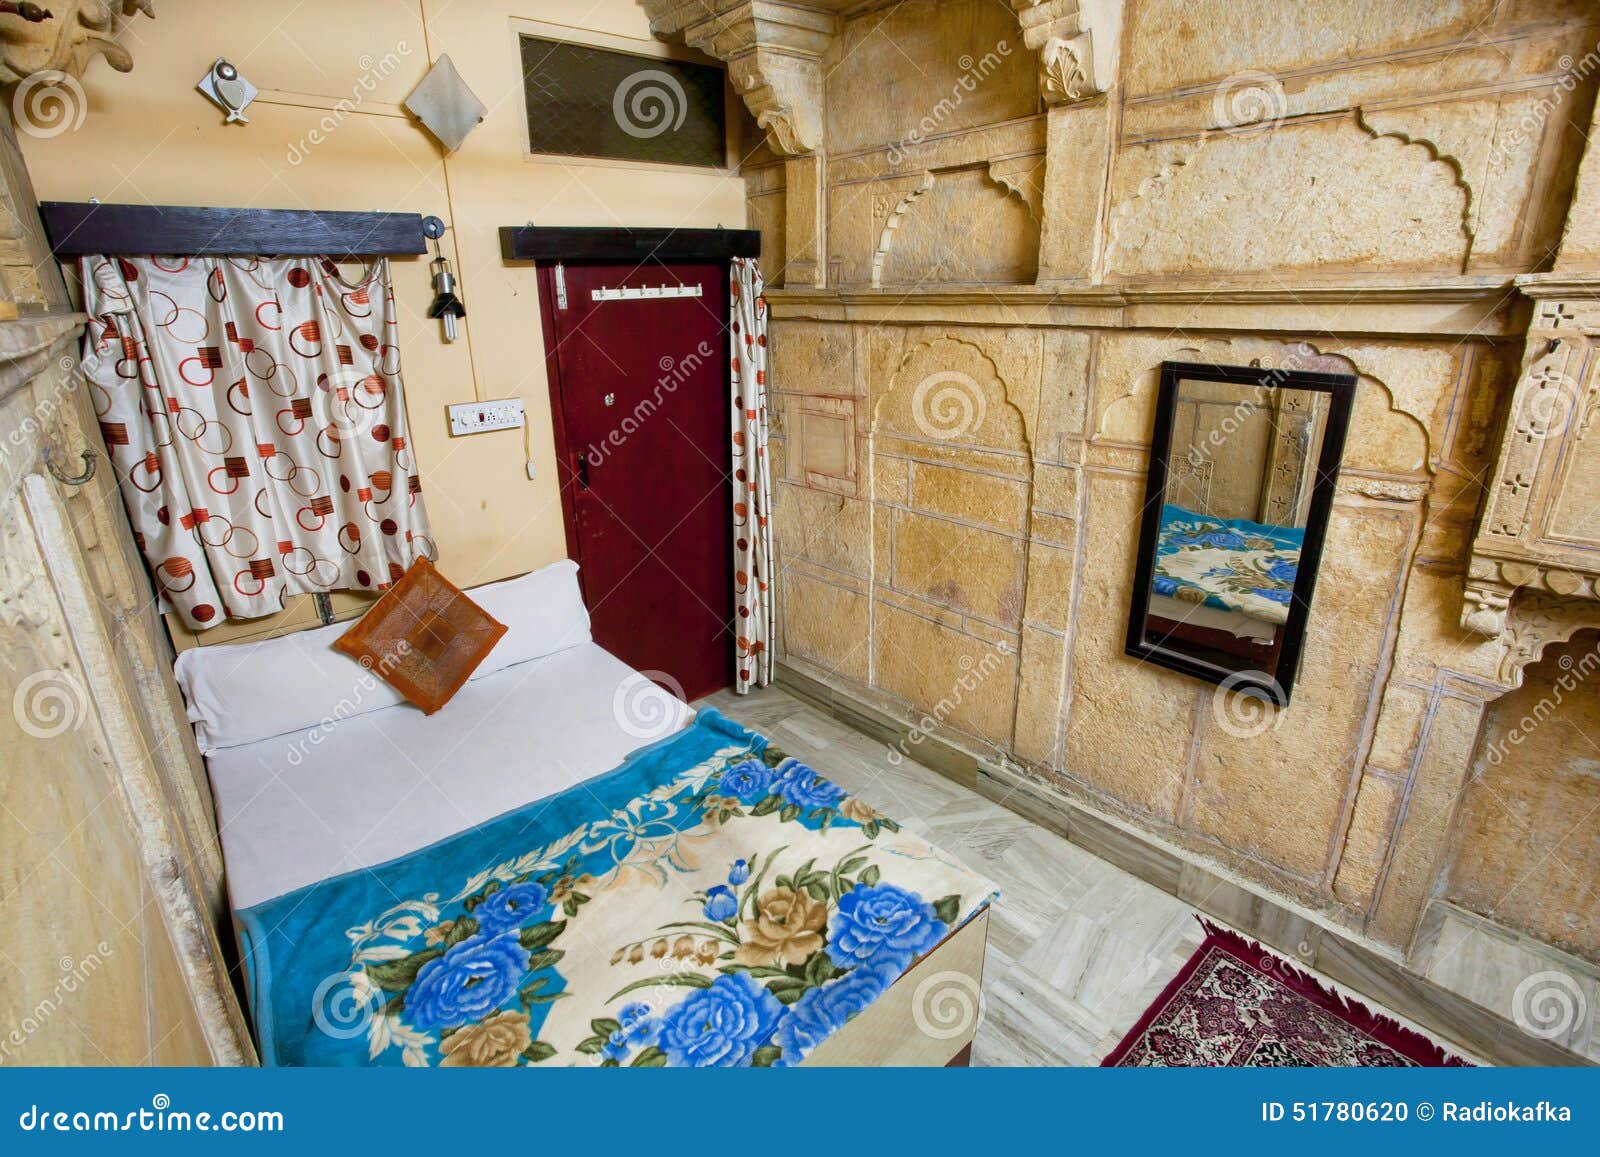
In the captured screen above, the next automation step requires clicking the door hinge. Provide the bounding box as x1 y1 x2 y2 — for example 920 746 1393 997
553 263 568 311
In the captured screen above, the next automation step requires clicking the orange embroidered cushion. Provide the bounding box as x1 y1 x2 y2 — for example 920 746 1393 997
334 557 507 715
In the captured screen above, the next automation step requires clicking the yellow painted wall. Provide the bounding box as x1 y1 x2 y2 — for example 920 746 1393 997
20 0 746 642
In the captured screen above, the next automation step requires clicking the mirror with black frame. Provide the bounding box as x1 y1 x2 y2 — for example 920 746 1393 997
1125 361 1356 706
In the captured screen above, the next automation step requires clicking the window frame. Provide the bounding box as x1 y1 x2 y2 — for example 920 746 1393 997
510 19 737 175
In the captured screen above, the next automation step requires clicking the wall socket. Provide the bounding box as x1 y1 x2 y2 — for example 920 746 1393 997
448 398 524 436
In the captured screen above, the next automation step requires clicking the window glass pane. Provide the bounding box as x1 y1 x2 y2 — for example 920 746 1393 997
520 36 726 167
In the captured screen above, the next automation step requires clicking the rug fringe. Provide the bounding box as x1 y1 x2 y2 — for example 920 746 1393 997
1197 918 1470 1067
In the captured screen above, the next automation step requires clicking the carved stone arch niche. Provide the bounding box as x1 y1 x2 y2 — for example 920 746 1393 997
871 164 1042 289
1097 338 1431 483
865 334 1035 752
1440 623 1600 969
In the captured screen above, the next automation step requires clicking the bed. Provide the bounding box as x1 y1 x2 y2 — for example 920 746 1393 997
176 561 995 1068
1151 503 1303 627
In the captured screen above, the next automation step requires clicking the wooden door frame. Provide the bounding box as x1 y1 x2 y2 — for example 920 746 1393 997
521 226 759 596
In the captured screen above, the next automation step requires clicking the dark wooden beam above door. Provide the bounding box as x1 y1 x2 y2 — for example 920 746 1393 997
39 202 430 258
499 225 759 264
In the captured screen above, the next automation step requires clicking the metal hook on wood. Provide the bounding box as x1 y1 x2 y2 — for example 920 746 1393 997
44 447 97 486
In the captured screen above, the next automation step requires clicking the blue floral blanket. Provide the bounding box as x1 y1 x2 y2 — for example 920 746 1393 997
237 708 995 1067
1152 504 1303 625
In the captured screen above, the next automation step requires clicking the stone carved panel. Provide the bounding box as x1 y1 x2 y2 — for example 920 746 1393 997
1463 277 1600 647
1105 112 1474 280
790 393 858 496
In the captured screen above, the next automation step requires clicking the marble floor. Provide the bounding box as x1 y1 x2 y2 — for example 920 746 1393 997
700 684 1482 1067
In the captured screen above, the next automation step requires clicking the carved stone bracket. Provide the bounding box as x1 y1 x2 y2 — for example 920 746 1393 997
1463 273 1600 660
1495 590 1600 690
643 0 836 156
1010 0 1123 105
0 0 153 85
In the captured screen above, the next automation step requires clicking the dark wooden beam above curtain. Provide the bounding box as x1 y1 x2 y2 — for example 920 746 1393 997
39 202 430 258
499 225 759 263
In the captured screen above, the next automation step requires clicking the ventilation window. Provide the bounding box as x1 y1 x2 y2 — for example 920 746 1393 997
520 36 726 168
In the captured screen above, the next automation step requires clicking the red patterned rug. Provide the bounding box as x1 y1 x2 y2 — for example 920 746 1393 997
1103 921 1471 1067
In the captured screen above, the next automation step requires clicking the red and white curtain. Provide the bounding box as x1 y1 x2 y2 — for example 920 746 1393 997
80 255 434 631
730 257 773 693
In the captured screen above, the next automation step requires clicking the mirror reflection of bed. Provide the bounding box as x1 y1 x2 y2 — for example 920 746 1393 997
1129 361 1354 702
1144 381 1327 671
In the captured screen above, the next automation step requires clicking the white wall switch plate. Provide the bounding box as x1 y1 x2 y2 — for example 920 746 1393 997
448 398 525 436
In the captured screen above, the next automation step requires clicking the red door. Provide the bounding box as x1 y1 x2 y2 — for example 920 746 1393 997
538 260 733 702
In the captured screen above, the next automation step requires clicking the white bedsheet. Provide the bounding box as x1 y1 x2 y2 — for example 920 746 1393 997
205 643 692 910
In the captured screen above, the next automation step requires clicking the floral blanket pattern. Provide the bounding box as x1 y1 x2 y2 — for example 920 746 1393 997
1151 504 1304 626
236 708 995 1067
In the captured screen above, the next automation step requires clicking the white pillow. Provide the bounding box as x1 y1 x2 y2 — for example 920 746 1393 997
465 558 592 679
173 617 406 754
173 559 592 753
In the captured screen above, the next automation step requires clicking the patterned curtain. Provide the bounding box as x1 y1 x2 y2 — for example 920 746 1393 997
80 255 434 631
730 257 773 693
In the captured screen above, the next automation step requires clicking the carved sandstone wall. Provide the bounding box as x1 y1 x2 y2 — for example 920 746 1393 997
653 0 1600 965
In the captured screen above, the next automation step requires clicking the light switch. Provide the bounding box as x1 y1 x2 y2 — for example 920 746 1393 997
448 398 525 436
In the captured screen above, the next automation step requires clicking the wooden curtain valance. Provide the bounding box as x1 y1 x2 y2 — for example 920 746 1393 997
39 202 431 258
499 225 759 263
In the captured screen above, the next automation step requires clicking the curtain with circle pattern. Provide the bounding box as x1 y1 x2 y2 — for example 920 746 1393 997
79 255 434 631
730 257 772 693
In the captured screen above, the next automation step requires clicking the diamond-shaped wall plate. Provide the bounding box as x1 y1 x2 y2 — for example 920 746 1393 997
405 54 486 152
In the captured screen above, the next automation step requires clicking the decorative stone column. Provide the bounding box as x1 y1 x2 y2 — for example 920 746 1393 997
1012 1 1124 286
1009 0 1123 105
0 0 153 83
644 1 834 287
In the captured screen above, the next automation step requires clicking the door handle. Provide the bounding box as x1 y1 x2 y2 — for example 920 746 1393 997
575 453 590 490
